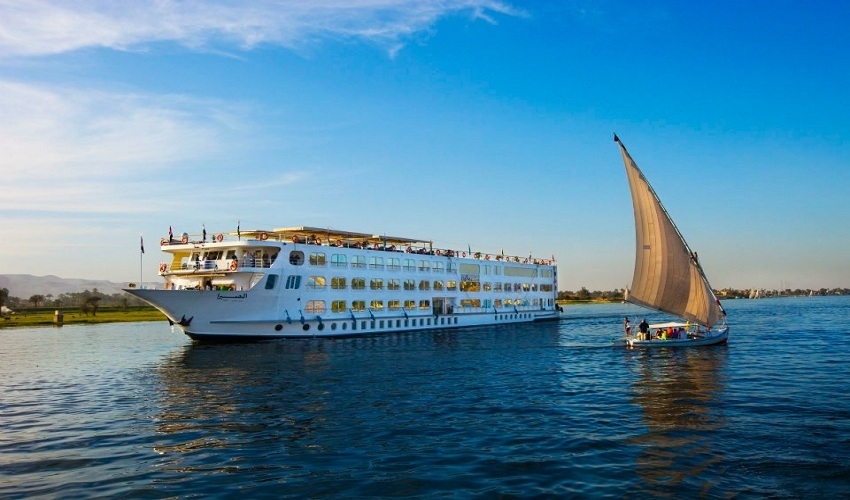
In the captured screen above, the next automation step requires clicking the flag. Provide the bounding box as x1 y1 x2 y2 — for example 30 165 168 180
202 224 206 242
237 220 241 240
140 235 145 254
168 225 173 241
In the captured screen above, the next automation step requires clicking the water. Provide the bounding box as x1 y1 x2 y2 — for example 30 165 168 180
2 297 849 498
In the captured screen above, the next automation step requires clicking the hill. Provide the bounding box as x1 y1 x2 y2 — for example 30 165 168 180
0 274 125 299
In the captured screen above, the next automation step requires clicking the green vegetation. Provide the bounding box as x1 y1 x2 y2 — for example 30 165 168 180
1 286 165 328
0 306 166 328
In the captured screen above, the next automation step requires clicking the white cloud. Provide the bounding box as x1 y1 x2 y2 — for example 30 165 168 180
0 79 247 212
0 0 521 57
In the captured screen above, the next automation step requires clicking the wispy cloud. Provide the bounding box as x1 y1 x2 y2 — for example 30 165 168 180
0 0 522 57
0 79 247 213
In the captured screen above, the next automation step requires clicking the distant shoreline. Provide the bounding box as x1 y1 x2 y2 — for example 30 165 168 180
1 307 165 329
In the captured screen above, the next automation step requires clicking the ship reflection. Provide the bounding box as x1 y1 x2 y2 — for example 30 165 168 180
151 340 334 464
625 346 728 496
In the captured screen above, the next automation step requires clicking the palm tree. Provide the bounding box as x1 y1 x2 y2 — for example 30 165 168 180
29 294 46 307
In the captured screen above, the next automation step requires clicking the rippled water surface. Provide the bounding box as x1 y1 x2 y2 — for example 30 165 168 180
2 297 850 498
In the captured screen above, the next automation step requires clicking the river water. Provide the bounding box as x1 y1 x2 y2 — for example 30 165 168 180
2 296 849 498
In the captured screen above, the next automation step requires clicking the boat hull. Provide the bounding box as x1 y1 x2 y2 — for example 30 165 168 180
616 327 729 348
125 288 561 340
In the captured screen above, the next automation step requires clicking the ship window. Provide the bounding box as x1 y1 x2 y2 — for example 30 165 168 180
522 283 530 292
418 260 430 272
352 255 366 268
370 300 383 310
387 258 401 271
514 283 521 292
404 300 415 310
332 300 346 313
388 300 400 310
265 274 278 289
351 278 366 290
418 280 430 291
331 254 347 268
309 252 326 266
493 267 501 276
460 278 480 292
369 256 384 269
433 281 443 291
403 279 415 291
446 280 457 291
483 282 492 292
289 251 305 266
419 300 430 310
505 298 513 306
370 278 384 290
331 277 346 289
305 300 325 314
403 259 416 272
433 262 444 273
446 262 457 273
387 279 400 291
494 299 503 308
307 276 326 289
352 300 366 312
285 275 301 289
493 282 503 292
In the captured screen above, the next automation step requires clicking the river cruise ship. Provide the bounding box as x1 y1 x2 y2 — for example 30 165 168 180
125 226 560 340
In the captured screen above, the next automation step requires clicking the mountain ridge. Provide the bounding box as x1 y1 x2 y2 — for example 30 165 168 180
0 274 125 298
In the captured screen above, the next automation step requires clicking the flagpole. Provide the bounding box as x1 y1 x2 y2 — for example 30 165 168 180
140 234 145 288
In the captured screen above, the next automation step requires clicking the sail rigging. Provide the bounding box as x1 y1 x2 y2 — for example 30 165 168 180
615 135 724 327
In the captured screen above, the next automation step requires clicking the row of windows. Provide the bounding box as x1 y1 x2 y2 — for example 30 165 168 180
302 276 553 293
308 252 460 273
305 298 543 314
320 299 431 314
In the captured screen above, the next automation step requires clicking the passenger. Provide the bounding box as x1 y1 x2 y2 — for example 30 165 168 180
262 252 270 268
667 326 674 338
624 317 632 337
638 318 649 340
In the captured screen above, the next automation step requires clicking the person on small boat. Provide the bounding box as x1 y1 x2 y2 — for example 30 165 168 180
624 317 631 337
638 319 649 340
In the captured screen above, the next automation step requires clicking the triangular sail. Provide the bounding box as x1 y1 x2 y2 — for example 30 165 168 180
615 135 723 327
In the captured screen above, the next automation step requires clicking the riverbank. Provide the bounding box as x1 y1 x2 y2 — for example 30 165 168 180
0 307 166 328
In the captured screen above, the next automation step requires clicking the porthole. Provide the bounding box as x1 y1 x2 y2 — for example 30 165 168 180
331 323 337 331
302 324 310 331
275 324 283 331
318 323 325 331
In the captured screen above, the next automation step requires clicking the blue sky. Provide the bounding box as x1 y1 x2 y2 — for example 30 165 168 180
1 0 848 292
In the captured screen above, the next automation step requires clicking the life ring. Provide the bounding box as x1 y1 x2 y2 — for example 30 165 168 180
462 252 467 257
406 246 412 253
259 232 268 241
160 238 167 246
229 260 238 271
159 263 167 273
181 234 189 244
216 233 223 242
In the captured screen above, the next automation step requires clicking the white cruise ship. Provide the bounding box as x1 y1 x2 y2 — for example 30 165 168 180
125 226 560 340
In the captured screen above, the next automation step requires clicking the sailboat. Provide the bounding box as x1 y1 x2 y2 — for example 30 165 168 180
614 135 729 347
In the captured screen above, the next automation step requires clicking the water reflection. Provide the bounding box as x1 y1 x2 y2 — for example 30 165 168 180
152 340 334 466
625 346 728 496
